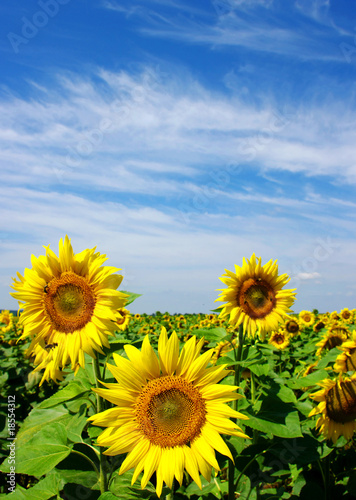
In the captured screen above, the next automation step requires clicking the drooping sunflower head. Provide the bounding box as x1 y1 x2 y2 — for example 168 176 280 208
334 337 356 374
89 328 249 497
313 319 327 333
215 253 296 338
309 375 356 443
268 330 290 350
211 338 237 364
116 307 131 331
10 236 128 378
298 310 315 327
315 326 349 357
0 310 14 333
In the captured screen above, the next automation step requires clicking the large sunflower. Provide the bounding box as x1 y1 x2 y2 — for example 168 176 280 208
309 375 356 443
215 253 296 338
89 328 248 497
10 236 127 376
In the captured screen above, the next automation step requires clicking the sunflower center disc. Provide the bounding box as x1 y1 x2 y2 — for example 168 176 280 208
286 320 299 333
136 375 206 447
326 380 356 424
238 278 276 319
44 272 96 333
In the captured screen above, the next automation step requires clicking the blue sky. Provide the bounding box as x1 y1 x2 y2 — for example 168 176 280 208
1 0 356 314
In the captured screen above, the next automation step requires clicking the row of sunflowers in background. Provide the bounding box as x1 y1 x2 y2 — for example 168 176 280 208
0 237 356 499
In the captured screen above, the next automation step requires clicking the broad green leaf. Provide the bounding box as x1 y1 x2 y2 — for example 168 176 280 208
37 381 90 409
249 363 270 376
287 369 328 389
66 405 88 443
194 327 228 342
120 291 142 306
3 471 63 500
245 410 303 438
1 422 72 477
53 469 98 489
14 405 71 445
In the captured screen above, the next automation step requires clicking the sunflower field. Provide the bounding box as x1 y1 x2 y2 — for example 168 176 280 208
1 239 356 500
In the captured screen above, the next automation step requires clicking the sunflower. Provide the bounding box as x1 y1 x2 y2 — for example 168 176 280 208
211 339 237 364
31 343 66 385
10 236 128 377
334 337 356 373
316 326 349 357
340 308 354 324
268 330 290 350
0 310 14 333
313 319 327 333
298 310 315 327
309 375 356 443
284 317 300 336
215 254 296 339
116 307 131 331
89 328 248 497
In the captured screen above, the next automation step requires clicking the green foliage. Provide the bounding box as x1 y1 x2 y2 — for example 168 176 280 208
1 309 356 499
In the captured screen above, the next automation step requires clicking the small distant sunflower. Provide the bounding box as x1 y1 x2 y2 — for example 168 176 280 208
10 236 127 376
340 308 354 324
284 317 300 336
313 319 327 334
216 253 296 339
316 327 349 357
309 375 356 443
334 338 356 373
116 307 131 331
89 328 248 497
303 361 318 377
298 310 315 327
268 330 290 350
211 338 237 364
0 310 14 333
330 311 340 321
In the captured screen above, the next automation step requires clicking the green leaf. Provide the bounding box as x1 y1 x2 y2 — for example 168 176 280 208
194 327 228 342
4 471 63 500
36 380 90 409
287 369 328 389
245 409 303 438
14 405 71 445
66 405 88 443
1 422 72 477
249 363 270 376
121 291 142 306
53 469 98 489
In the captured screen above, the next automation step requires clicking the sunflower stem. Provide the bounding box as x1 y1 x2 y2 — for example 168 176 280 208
250 372 259 444
229 324 245 500
93 355 109 494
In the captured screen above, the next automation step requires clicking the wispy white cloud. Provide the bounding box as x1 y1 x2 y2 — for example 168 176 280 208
1 67 356 313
